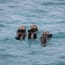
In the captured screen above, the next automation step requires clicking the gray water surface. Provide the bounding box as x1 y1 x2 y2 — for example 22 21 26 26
0 0 65 65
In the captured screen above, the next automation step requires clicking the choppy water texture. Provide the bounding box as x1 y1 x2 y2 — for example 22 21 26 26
0 0 65 65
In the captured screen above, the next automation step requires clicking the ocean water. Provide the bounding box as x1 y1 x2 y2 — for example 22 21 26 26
0 0 65 65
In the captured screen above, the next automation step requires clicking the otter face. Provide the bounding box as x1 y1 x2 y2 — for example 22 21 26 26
19 26 25 30
30 25 38 30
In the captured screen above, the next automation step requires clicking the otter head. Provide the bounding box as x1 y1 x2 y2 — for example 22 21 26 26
19 26 25 30
43 31 49 35
30 25 38 31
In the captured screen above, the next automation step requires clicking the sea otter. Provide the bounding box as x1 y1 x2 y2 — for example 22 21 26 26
28 25 38 39
40 31 52 44
15 26 26 40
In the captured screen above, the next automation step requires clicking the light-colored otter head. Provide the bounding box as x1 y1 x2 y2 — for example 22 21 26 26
30 25 38 30
19 26 25 30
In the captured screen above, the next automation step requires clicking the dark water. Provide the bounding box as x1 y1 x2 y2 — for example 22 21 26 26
0 0 65 65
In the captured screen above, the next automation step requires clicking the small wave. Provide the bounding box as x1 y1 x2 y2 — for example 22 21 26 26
0 24 6 27
59 56 65 59
0 9 4 11
0 48 6 51
0 0 16 3
53 32 65 38
41 2 65 5
0 54 17 58
8 5 19 8
47 62 65 65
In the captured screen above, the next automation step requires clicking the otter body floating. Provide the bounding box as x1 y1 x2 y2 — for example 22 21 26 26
15 26 26 40
16 33 26 40
28 29 37 39
40 31 52 45
28 25 38 39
